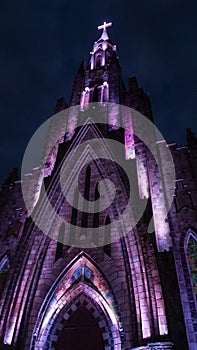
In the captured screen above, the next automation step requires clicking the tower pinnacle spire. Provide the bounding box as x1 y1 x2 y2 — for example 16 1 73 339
97 21 112 41
89 21 116 70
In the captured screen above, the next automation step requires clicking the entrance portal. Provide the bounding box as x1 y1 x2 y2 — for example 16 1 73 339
55 307 105 350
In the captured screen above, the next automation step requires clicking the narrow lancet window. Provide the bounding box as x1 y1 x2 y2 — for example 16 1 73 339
55 223 65 262
69 188 79 245
96 53 102 68
104 215 111 256
92 86 99 102
81 165 91 228
93 183 100 245
187 235 197 297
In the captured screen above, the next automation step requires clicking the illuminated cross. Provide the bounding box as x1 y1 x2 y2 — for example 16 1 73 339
98 21 112 32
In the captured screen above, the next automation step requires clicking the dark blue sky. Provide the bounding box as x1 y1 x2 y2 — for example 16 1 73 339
0 0 196 184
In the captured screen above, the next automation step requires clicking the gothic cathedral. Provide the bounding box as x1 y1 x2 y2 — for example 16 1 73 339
0 23 197 350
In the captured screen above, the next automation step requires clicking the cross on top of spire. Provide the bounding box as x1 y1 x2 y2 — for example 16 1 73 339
98 21 112 31
97 21 112 41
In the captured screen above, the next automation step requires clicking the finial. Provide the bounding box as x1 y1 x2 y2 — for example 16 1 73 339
97 21 112 41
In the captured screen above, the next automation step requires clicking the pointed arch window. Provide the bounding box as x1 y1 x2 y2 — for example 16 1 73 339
70 264 94 285
69 188 79 245
55 223 65 262
81 165 91 228
104 215 111 257
0 254 10 276
93 183 100 245
95 53 102 68
187 234 197 297
92 86 99 102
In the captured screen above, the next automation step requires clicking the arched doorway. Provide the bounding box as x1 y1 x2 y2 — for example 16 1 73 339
32 254 122 349
55 307 104 350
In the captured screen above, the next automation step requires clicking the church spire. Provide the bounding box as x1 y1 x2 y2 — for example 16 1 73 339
69 22 121 113
89 21 117 70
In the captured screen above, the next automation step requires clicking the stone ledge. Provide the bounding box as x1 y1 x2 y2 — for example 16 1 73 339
131 341 174 350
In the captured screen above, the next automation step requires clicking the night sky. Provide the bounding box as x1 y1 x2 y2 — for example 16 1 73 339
0 0 196 185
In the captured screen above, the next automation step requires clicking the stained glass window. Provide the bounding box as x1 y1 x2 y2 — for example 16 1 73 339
70 266 82 285
0 254 10 276
84 265 94 281
70 265 94 285
187 235 197 296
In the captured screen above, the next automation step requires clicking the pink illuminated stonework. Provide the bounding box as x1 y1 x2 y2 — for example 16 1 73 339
0 22 197 350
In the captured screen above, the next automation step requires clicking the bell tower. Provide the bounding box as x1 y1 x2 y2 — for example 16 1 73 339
70 22 126 109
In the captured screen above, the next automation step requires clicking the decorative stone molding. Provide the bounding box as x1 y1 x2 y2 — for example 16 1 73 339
131 342 173 350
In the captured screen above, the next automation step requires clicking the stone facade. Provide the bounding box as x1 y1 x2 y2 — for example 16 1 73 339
0 24 197 350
